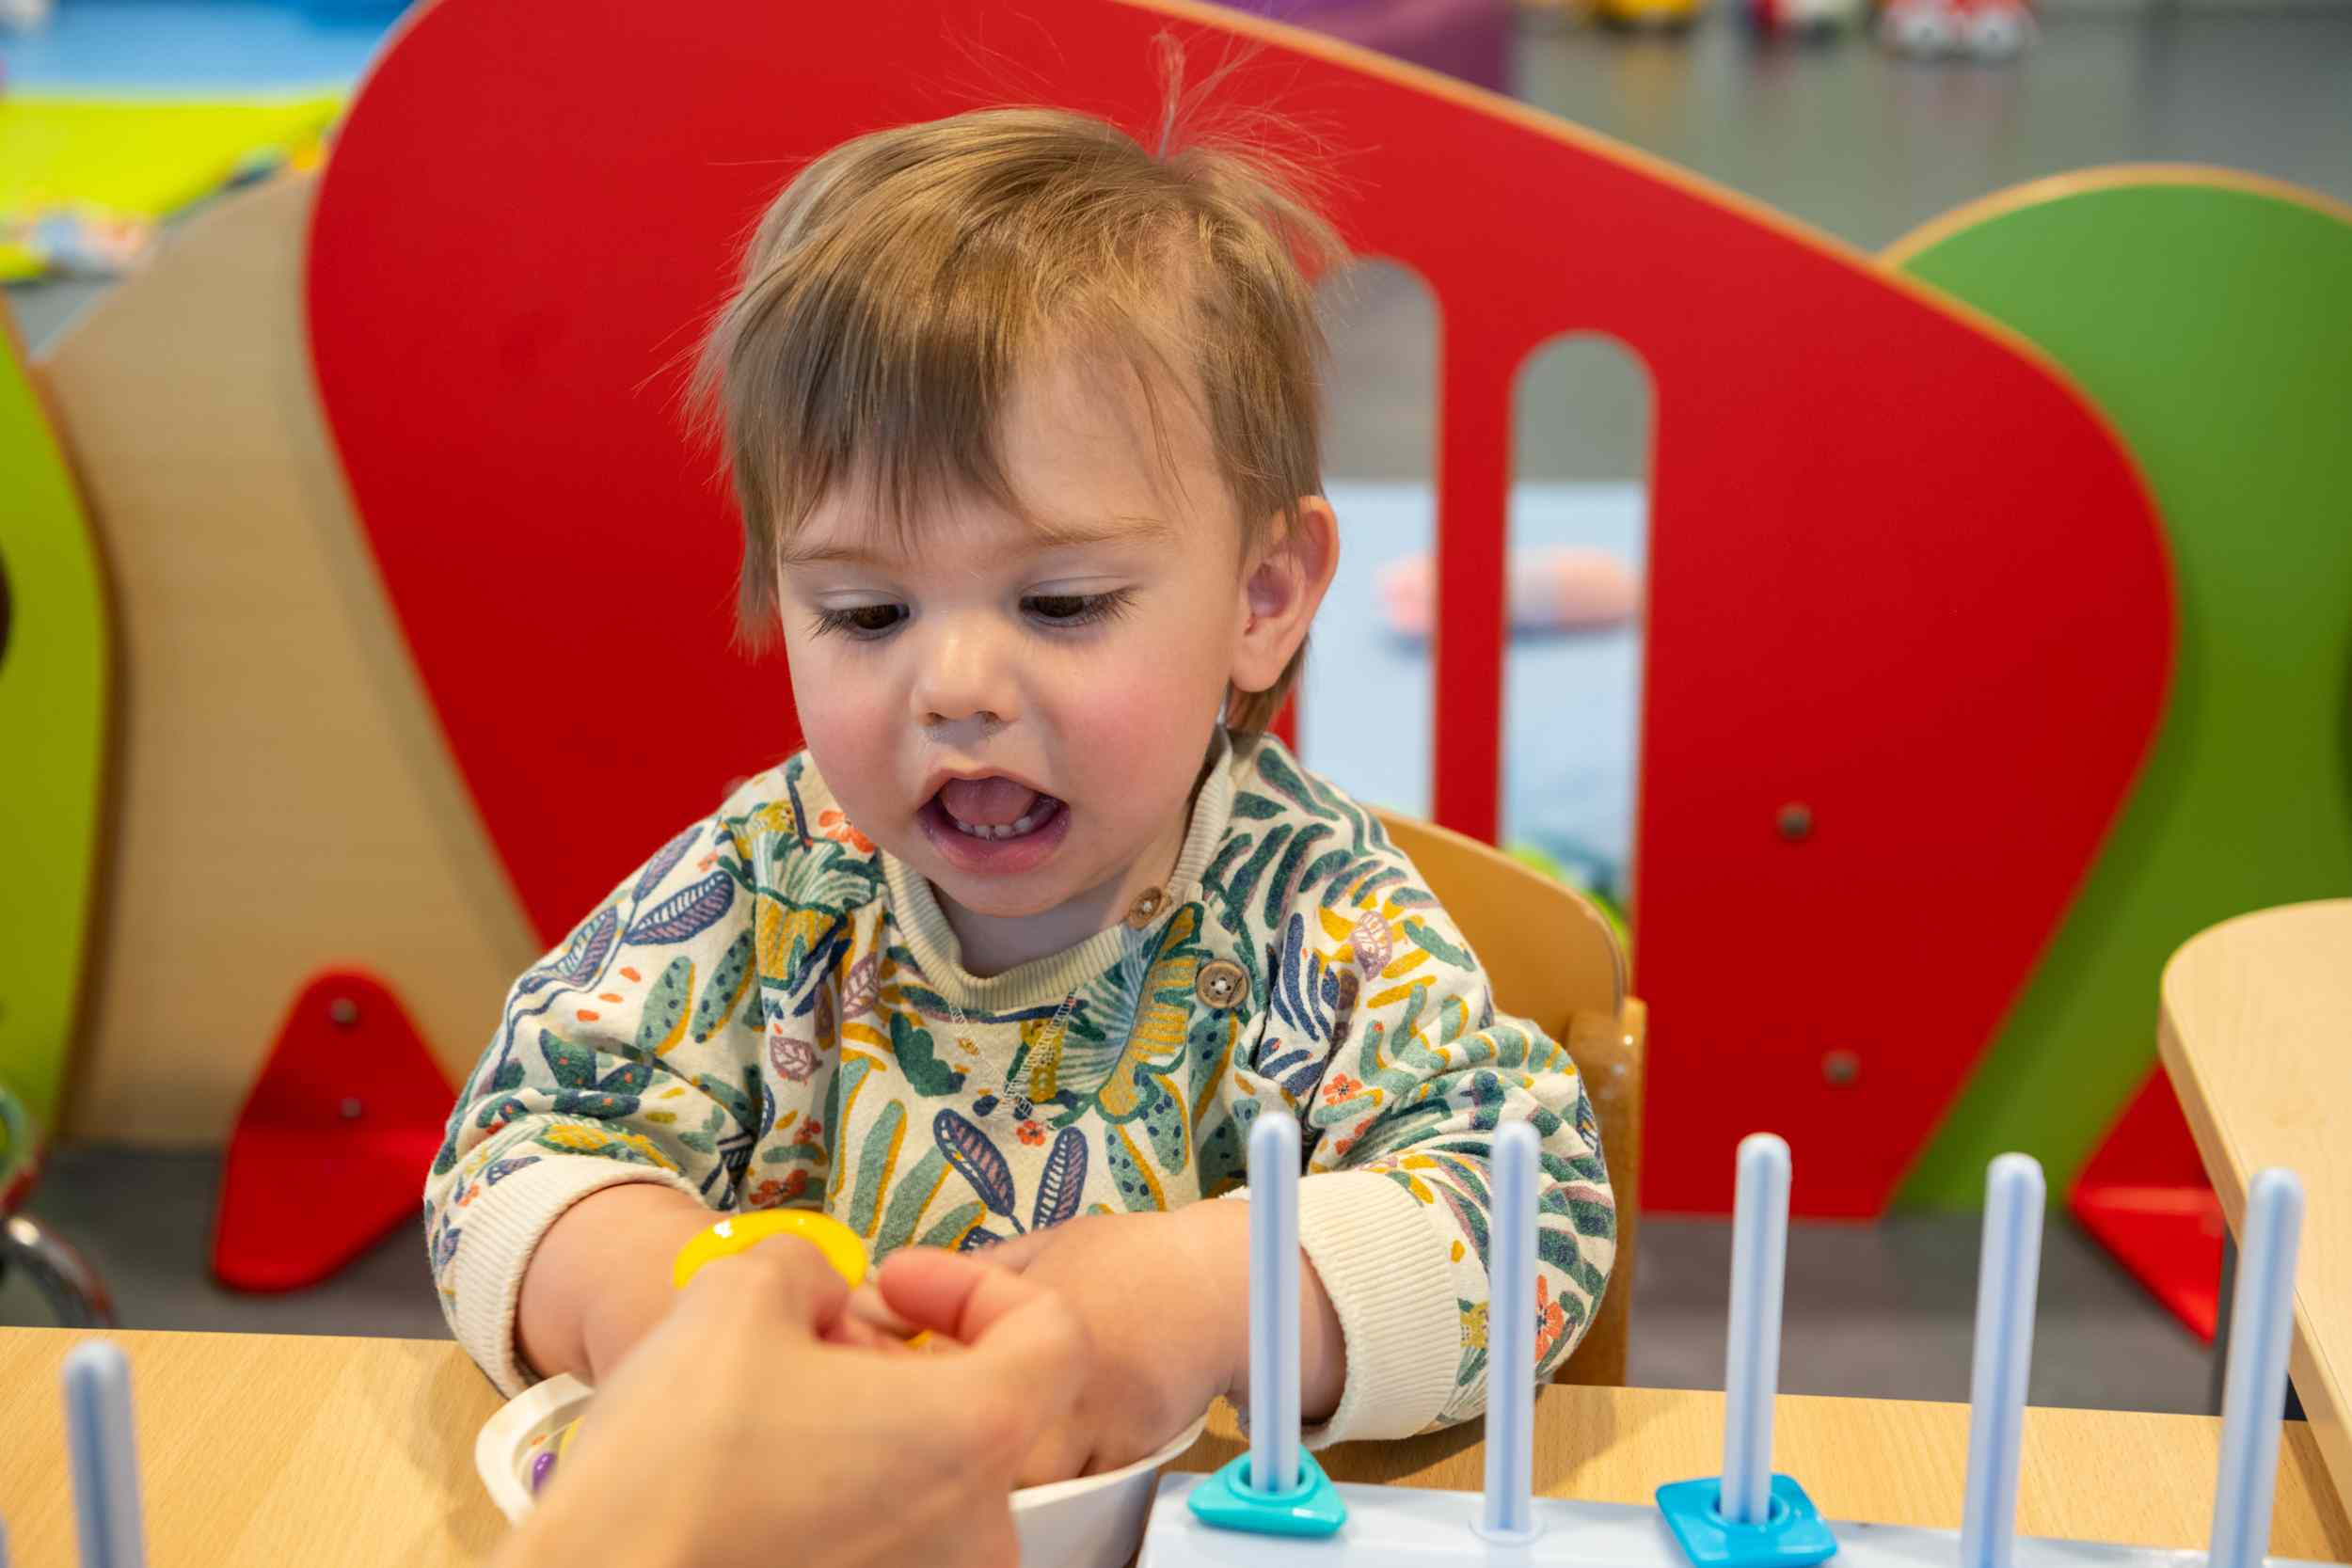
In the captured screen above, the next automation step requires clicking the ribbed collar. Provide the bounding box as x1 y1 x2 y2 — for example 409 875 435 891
880 727 1237 1012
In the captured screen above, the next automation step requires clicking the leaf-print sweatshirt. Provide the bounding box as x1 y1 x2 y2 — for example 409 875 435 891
424 731 1615 1444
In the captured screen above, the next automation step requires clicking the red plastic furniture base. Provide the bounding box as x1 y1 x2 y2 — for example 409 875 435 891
2067 1069 2224 1342
213 970 454 1292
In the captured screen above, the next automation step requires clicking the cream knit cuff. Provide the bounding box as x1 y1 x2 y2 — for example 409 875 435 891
445 1149 701 1397
1294 1169 1464 1446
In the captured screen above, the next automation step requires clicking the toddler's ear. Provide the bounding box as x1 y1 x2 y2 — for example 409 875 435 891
1232 497 1339 697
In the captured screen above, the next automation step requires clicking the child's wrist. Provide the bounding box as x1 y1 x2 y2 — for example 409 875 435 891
1165 1201 1255 1401
1177 1192 1345 1420
552 1187 712 1381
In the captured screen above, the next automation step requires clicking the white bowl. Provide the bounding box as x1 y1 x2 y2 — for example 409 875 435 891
476 1372 1209 1568
1002 1417 1211 1568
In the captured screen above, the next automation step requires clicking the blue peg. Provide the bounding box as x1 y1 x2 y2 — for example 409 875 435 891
1961 1154 2044 1568
1478 1121 1541 1544
64 1339 147 1568
2209 1168 2304 1568
1186 1111 1344 1538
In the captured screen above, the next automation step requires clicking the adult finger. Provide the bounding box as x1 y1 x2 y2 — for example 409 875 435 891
820 1316 918 1353
676 1234 851 1338
841 1279 920 1338
879 1249 1083 1391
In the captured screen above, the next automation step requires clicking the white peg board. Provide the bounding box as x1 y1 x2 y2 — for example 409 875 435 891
1136 1478 2335 1568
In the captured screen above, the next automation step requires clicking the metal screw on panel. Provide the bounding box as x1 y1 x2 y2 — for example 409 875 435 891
1777 802 1813 842
1821 1050 1860 1086
340 1098 365 1120
328 997 360 1027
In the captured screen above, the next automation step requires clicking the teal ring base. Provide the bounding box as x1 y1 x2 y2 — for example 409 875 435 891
1186 1450 1348 1538
1654 1475 1836 1568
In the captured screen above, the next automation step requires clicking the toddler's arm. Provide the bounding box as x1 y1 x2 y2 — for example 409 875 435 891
1252 858 1615 1443
424 807 768 1394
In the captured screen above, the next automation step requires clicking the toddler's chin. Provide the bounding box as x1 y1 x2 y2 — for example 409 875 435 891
928 869 1068 922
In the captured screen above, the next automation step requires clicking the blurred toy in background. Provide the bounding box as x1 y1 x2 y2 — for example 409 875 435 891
1592 0 1708 30
1376 546 1640 641
1217 0 1512 91
1519 0 1708 33
1881 0 2034 59
0 0 52 35
1746 0 1866 40
0 95 342 281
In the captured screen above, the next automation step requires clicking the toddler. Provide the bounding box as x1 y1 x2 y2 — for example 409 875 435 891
425 103 1615 1482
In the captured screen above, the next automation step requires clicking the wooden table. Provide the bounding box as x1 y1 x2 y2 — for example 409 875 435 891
2 1329 2347 1565
2161 899 2352 1523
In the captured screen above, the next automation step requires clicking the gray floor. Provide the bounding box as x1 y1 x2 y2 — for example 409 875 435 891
3 1145 2216 1412
2 1147 448 1341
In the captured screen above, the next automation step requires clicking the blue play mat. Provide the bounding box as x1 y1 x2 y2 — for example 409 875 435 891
0 0 398 91
1301 482 1643 899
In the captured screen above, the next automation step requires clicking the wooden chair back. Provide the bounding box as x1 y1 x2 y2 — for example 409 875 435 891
1375 808 1644 1386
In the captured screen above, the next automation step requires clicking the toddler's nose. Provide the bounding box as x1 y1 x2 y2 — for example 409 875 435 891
912 616 1019 733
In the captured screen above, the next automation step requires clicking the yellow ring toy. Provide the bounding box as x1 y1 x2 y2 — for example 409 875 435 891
671 1209 932 1348
671 1209 869 1291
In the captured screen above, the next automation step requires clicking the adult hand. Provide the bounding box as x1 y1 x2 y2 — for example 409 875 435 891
498 1238 1086 1568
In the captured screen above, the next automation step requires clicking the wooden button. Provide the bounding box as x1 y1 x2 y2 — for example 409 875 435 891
1124 887 1168 929
1195 960 1248 1010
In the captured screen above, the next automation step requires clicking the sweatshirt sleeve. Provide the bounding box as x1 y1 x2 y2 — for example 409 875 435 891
1262 859 1616 1446
421 799 769 1395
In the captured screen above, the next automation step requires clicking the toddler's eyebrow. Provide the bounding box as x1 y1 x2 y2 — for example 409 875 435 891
777 514 1172 570
1033 514 1176 548
776 539 889 569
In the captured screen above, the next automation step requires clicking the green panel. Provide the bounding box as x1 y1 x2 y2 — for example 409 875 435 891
0 328 108 1134
1895 182 2352 1205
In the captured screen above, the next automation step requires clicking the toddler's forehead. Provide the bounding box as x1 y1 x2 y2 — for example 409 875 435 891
787 348 1236 558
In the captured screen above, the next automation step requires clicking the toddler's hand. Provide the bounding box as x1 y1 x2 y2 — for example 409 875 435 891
976 1209 1252 1485
518 1183 715 1385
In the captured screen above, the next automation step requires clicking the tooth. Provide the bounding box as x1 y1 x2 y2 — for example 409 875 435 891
948 803 1051 842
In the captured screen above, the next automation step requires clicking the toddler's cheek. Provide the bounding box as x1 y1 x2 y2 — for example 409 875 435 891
1066 705 1188 799
797 699 896 802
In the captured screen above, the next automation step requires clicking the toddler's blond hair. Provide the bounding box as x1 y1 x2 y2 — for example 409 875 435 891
695 101 1341 734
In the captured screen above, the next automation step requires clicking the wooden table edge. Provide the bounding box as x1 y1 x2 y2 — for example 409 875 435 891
2157 909 2352 1528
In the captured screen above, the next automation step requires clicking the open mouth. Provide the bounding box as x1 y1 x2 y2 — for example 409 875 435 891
939 777 1063 842
920 774 1073 875
936 776 1064 840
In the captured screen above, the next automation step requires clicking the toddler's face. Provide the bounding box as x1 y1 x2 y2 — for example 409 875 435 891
776 354 1262 953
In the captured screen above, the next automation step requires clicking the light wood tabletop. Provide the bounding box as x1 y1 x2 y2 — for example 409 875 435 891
2160 898 2352 1523
1 1327 2347 1564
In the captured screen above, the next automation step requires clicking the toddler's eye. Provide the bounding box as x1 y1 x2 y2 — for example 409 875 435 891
813 603 907 639
1023 589 1133 627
